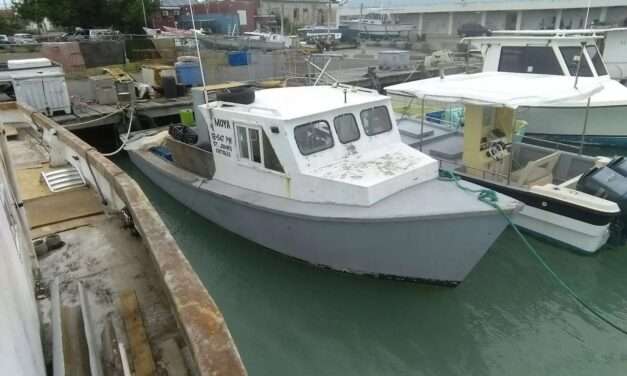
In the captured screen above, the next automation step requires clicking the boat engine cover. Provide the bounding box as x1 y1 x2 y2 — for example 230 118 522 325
608 156 627 177
577 166 627 211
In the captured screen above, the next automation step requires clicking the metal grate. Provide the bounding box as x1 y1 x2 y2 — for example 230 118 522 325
41 166 86 193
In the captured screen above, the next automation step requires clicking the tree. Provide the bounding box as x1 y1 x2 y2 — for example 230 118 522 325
0 9 25 34
14 0 156 33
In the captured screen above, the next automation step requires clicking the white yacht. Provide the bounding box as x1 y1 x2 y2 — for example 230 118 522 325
464 32 627 146
388 72 627 253
125 84 520 285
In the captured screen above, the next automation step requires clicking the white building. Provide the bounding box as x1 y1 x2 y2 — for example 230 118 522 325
259 0 339 28
341 0 627 36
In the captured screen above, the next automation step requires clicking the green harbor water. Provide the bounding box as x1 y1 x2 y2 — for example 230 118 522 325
116 155 627 376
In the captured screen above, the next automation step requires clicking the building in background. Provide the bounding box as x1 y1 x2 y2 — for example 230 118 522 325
340 0 627 37
178 1 257 33
151 0 257 33
151 0 190 29
259 0 339 31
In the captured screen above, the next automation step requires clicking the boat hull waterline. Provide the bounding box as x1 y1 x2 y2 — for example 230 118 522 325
130 150 511 285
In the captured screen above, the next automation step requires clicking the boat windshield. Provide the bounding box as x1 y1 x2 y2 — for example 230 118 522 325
586 45 608 76
560 46 594 77
334 113 361 144
360 106 393 136
498 46 563 75
294 120 334 155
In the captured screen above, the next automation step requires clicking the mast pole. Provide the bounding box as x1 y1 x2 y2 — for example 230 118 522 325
579 97 591 155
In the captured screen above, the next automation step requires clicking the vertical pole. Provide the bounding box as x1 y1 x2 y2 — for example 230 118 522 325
328 0 332 35
579 97 591 155
515 11 523 30
574 42 586 89
420 97 425 152
188 0 209 104
281 4 285 35
140 0 148 28
447 12 454 36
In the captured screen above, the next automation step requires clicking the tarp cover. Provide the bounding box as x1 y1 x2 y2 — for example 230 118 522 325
385 72 603 108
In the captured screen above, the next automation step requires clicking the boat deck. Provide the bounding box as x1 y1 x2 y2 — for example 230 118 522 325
6 121 185 374
1 103 245 376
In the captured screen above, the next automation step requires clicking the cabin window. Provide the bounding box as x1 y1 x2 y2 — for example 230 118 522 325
560 47 593 77
236 125 262 163
262 132 284 173
360 106 392 136
236 126 250 160
498 47 562 75
333 113 360 144
249 129 262 163
586 46 607 76
237 125 284 173
294 120 334 155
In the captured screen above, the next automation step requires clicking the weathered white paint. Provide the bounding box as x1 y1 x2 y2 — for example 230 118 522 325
0 150 46 376
201 86 439 206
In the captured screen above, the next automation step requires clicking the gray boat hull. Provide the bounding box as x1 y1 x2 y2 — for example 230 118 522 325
129 151 512 284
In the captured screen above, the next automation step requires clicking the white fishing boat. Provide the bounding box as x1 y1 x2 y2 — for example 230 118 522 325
388 72 627 253
464 32 627 146
343 12 415 39
125 84 520 285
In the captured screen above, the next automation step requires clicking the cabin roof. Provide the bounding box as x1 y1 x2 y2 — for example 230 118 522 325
242 86 388 121
385 72 603 108
462 35 602 44
492 28 627 36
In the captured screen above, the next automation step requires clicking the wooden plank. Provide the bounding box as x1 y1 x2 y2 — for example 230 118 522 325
119 289 156 376
24 187 103 229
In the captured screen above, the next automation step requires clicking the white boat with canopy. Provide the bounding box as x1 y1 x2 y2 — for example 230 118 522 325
388 72 627 253
462 32 627 146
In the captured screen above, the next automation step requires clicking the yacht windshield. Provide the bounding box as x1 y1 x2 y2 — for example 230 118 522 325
498 46 563 75
586 46 608 76
560 47 594 77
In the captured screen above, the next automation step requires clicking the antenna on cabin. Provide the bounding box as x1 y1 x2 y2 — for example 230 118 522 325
188 0 209 105
584 0 592 29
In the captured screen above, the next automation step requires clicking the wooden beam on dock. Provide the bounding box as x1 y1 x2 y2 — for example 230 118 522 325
119 289 156 376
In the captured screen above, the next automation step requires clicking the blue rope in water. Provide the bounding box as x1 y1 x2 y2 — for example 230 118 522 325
439 170 627 336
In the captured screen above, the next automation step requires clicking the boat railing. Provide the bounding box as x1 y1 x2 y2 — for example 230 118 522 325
218 101 282 117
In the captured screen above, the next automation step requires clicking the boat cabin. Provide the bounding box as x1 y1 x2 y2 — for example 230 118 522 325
200 85 438 206
463 33 610 79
